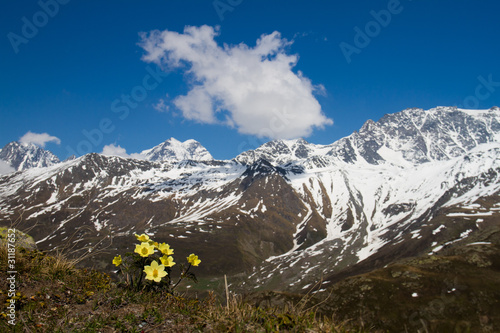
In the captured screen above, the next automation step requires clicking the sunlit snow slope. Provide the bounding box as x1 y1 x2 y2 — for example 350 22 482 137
1 107 499 289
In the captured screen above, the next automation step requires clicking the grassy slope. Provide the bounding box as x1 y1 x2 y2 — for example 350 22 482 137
2 201 499 332
240 225 500 333
308 226 500 333
0 245 357 333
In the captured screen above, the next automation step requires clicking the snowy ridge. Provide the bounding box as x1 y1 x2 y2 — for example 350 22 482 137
1 106 499 289
328 106 500 166
0 141 60 172
235 138 333 166
240 107 500 289
236 107 500 168
246 141 500 289
140 137 213 162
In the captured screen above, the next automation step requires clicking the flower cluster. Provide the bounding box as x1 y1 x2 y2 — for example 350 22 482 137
112 233 200 293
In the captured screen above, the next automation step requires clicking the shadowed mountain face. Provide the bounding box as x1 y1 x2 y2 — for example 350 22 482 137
1 107 499 296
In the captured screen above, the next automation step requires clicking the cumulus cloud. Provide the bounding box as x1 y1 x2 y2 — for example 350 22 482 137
19 131 61 147
139 25 333 139
101 144 144 159
0 160 15 175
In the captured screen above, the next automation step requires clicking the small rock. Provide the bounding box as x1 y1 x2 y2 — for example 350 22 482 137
391 271 402 278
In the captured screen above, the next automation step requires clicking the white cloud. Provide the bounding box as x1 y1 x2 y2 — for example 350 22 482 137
153 98 170 113
19 131 61 147
101 144 144 160
0 160 15 175
101 144 128 158
139 25 333 139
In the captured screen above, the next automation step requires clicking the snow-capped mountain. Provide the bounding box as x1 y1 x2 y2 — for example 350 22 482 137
0 141 60 172
0 106 499 293
140 137 213 162
234 138 332 166
327 106 500 165
236 106 500 167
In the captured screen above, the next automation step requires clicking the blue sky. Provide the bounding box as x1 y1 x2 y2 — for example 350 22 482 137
1 0 500 160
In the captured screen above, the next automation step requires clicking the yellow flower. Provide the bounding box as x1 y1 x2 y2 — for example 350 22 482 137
134 242 155 257
135 233 150 242
144 260 167 282
157 243 174 255
160 255 175 267
187 253 201 266
112 255 122 266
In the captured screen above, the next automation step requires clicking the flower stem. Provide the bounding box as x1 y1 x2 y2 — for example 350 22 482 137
135 257 147 291
172 264 191 291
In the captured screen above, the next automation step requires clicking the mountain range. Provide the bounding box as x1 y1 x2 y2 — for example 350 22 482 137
0 141 61 172
1 106 499 321
0 137 214 174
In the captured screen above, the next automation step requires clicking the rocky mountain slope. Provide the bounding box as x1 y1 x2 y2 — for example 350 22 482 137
0 141 60 172
0 106 499 297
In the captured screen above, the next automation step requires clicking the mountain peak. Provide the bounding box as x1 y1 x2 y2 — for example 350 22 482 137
140 138 213 162
235 137 325 165
329 106 500 166
359 119 376 132
0 141 60 172
233 106 500 168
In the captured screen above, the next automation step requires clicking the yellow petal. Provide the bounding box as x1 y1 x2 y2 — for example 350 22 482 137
112 255 122 266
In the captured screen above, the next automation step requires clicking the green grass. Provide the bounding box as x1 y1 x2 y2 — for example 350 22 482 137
0 244 358 332
312 242 500 332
